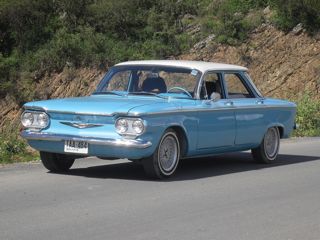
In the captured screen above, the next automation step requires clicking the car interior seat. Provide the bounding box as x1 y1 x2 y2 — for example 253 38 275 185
205 81 215 97
205 80 222 99
141 77 167 93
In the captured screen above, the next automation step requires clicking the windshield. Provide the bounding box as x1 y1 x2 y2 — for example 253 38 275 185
95 65 201 98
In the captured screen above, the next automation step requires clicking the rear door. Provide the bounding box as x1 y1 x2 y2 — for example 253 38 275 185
223 72 266 145
196 72 236 149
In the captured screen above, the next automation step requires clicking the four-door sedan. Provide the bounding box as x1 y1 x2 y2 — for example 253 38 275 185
21 60 296 179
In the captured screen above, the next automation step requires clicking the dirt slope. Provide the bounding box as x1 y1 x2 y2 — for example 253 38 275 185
0 68 104 132
1 23 319 133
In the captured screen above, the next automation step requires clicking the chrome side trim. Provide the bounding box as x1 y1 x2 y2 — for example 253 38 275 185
25 104 295 117
128 105 296 116
21 131 152 149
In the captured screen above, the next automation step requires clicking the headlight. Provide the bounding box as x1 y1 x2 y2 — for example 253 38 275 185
38 112 49 128
132 119 144 134
21 111 49 129
21 112 34 127
115 118 145 135
115 118 128 134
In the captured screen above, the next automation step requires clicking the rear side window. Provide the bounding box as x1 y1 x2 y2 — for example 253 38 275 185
224 73 254 99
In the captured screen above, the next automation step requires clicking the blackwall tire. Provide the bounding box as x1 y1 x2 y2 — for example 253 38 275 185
40 151 75 172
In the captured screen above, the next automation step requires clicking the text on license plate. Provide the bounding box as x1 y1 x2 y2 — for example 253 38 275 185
64 140 88 154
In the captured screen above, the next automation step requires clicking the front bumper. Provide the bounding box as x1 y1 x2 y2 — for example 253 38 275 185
21 131 152 149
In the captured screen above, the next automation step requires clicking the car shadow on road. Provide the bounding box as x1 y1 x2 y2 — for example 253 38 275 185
60 152 320 181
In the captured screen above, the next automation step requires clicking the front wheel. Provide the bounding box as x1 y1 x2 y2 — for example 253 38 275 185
142 129 180 179
40 151 75 172
251 127 280 163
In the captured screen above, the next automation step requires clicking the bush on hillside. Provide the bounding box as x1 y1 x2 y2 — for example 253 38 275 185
0 135 35 164
294 94 320 137
271 0 320 32
0 0 199 103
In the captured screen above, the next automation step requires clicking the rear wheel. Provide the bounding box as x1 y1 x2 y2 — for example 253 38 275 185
142 129 180 179
251 127 280 163
40 151 75 172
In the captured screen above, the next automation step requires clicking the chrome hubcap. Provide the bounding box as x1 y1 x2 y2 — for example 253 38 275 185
264 128 279 159
158 134 178 174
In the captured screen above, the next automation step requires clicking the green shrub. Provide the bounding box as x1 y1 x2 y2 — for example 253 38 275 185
294 94 320 137
0 135 37 164
271 0 320 32
200 0 265 45
0 52 19 97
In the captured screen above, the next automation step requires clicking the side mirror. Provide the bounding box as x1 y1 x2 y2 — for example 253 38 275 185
210 92 221 102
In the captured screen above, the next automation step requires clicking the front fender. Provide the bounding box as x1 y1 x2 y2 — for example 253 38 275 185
141 112 198 156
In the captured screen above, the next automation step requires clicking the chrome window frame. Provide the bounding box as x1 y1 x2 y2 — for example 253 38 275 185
196 71 226 100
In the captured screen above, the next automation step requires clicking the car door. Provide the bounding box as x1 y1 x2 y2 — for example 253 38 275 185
196 71 236 149
223 72 266 146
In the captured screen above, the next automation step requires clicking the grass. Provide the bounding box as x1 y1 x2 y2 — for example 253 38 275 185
0 135 39 165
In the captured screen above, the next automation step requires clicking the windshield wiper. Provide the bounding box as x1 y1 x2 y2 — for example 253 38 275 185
92 91 125 96
128 92 167 99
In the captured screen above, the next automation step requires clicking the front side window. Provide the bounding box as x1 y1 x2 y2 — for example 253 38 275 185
201 72 223 99
96 66 201 98
224 73 254 99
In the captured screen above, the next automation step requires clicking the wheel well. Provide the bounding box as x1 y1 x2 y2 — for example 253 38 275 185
277 126 284 138
169 126 188 158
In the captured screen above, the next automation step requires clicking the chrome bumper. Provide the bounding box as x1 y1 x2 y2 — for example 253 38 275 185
21 131 152 149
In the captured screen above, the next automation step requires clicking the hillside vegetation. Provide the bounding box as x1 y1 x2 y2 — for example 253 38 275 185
1 0 319 103
0 0 320 163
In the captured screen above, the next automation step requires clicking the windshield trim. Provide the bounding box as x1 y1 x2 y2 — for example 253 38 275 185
94 65 203 99
128 91 168 99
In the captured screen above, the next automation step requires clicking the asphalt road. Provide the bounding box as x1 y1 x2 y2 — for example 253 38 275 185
1 138 320 240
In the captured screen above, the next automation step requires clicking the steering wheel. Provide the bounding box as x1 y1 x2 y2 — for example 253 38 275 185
167 87 193 98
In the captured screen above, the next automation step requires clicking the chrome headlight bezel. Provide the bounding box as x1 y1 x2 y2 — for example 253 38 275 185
115 118 145 136
21 111 50 130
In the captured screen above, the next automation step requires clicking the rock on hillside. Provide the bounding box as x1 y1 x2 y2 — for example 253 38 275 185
181 24 320 100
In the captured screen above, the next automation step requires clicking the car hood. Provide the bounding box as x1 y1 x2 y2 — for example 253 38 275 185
23 95 170 116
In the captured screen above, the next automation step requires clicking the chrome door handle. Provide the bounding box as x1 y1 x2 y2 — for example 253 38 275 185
225 101 234 106
256 99 264 104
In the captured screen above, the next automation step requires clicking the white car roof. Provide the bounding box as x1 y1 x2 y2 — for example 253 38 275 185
116 60 248 72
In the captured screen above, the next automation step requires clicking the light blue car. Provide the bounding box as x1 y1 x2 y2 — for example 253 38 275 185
21 60 297 179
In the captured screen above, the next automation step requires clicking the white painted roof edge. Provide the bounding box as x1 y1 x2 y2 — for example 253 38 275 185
115 60 248 72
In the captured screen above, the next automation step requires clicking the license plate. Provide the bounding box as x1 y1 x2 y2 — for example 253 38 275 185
64 140 88 154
